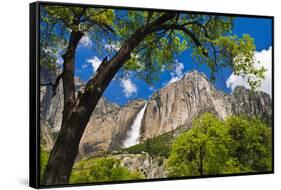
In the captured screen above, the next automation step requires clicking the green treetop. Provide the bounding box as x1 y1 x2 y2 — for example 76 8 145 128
167 113 272 176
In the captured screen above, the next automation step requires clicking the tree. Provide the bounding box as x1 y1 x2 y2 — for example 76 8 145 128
167 113 272 177
40 5 266 185
167 113 230 176
226 116 272 172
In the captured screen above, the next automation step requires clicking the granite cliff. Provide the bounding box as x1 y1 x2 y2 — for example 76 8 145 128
40 69 272 160
140 71 271 141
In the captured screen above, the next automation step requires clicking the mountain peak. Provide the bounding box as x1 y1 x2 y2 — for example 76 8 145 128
183 70 208 80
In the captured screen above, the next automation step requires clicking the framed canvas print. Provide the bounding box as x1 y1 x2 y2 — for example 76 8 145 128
29 1 274 188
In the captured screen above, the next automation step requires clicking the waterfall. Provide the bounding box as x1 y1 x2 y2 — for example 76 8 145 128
123 103 148 148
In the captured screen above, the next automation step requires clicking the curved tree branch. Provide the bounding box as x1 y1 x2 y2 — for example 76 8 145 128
42 12 178 185
52 73 63 97
157 24 209 57
40 73 63 97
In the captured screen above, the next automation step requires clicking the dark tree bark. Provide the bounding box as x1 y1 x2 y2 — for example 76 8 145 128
41 13 176 185
198 143 205 176
41 30 84 185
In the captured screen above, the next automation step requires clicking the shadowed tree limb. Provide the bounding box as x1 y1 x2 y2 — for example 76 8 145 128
42 12 177 185
40 73 63 97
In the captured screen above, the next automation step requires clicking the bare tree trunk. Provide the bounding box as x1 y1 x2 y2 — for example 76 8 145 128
41 13 176 185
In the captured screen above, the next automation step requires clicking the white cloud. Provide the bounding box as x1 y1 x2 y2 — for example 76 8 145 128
167 76 181 85
226 46 272 96
55 49 66 67
79 35 92 47
87 56 101 73
56 57 64 66
120 78 137 97
42 47 64 66
104 42 120 52
81 64 88 69
166 60 185 85
174 61 184 76
149 86 155 91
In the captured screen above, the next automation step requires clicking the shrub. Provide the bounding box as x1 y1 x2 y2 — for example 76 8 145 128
69 157 144 183
40 146 50 181
123 132 173 158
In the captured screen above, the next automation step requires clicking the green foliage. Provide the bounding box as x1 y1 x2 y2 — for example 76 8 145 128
40 146 50 181
42 6 114 32
116 13 264 90
122 132 174 158
167 113 272 177
69 157 144 183
226 116 272 171
40 5 115 69
41 5 265 90
212 34 266 90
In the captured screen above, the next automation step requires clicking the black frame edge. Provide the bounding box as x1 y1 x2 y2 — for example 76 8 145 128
30 1 274 189
37 0 274 18
29 2 40 189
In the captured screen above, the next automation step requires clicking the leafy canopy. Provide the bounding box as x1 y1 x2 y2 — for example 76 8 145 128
167 113 272 176
115 12 265 89
40 5 115 71
40 5 266 90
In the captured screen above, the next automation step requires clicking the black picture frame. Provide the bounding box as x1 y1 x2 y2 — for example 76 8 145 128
30 1 274 189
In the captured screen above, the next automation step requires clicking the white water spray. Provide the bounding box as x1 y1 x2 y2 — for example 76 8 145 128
123 103 147 148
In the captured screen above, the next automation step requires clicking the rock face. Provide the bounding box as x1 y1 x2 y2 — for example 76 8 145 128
40 67 146 157
229 86 272 126
40 67 85 149
112 153 166 178
78 99 146 158
140 71 272 140
40 120 54 150
40 69 272 157
40 67 64 133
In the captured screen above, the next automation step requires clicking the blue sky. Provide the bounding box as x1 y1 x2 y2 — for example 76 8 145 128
72 16 272 106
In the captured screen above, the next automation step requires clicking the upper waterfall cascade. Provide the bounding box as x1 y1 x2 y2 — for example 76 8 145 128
123 103 148 148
